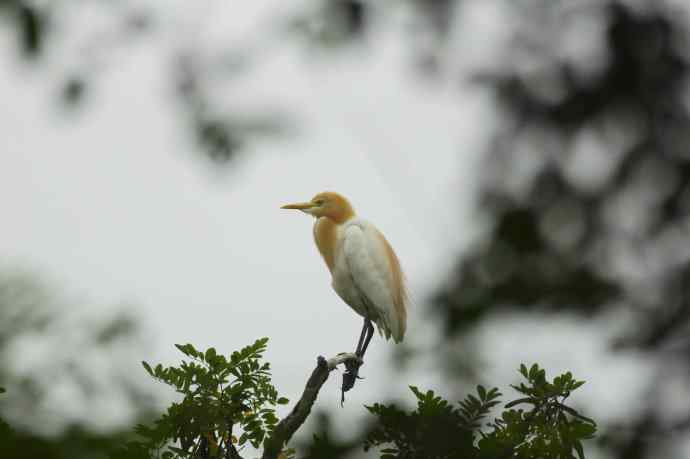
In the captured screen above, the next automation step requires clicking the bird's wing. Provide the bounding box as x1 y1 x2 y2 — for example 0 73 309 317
342 221 407 342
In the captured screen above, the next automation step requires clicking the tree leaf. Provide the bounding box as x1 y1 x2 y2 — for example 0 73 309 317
141 361 153 376
477 385 487 401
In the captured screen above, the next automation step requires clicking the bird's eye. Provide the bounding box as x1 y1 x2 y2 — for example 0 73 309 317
314 199 325 206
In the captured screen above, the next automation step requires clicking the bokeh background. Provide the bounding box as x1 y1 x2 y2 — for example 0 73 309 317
1 0 690 458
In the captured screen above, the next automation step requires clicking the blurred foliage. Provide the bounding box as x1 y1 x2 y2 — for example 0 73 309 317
173 53 287 165
427 1 690 459
435 206 622 335
0 270 153 431
0 268 156 458
0 0 45 58
0 0 285 164
437 0 690 334
116 338 291 459
287 0 368 49
0 422 142 459
297 412 362 459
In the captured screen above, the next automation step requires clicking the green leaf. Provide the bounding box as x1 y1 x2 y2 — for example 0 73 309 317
467 394 481 407
519 363 528 379
572 421 597 438
505 397 535 408
277 397 289 405
487 390 497 400
174 343 201 358
571 380 585 390
141 361 153 376
409 386 423 399
477 385 487 401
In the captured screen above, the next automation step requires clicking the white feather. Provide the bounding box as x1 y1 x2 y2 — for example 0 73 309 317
331 218 402 341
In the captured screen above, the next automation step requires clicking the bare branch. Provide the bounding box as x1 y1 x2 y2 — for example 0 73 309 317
261 353 361 459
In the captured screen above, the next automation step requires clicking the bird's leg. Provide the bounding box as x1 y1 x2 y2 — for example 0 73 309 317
359 319 376 359
355 318 369 357
342 319 372 400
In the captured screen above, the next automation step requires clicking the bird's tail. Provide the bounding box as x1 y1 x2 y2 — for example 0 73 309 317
377 311 405 343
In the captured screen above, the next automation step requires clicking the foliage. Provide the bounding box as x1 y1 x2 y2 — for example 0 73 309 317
429 2 690 457
297 413 360 459
1 384 145 459
115 338 290 459
107 339 597 459
0 328 598 459
434 0 690 335
0 424 141 459
0 270 151 432
364 364 596 459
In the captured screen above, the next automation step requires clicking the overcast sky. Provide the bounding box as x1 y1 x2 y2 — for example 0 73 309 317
0 0 668 457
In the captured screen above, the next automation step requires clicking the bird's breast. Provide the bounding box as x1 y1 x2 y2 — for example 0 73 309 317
313 217 340 273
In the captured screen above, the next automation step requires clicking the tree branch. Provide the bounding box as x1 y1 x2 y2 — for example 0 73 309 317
261 353 361 459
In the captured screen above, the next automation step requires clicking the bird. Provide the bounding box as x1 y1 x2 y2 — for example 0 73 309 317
281 191 409 364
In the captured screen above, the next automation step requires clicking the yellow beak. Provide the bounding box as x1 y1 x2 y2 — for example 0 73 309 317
280 201 314 210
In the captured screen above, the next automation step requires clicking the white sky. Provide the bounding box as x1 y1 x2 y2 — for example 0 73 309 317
0 0 664 457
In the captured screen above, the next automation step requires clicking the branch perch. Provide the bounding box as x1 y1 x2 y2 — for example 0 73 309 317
261 353 362 459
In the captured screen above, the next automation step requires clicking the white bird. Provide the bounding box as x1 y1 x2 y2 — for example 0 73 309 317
281 191 408 362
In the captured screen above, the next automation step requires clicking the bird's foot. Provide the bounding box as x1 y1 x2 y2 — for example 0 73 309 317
340 357 364 406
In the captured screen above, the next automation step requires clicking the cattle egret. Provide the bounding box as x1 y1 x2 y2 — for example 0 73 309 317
281 191 409 364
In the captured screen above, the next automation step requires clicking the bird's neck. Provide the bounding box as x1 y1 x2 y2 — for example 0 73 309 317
313 216 346 272
327 206 355 224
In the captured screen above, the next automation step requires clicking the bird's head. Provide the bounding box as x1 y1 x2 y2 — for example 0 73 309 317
281 191 355 223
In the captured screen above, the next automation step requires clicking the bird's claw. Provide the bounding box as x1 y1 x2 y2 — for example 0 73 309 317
340 357 364 406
